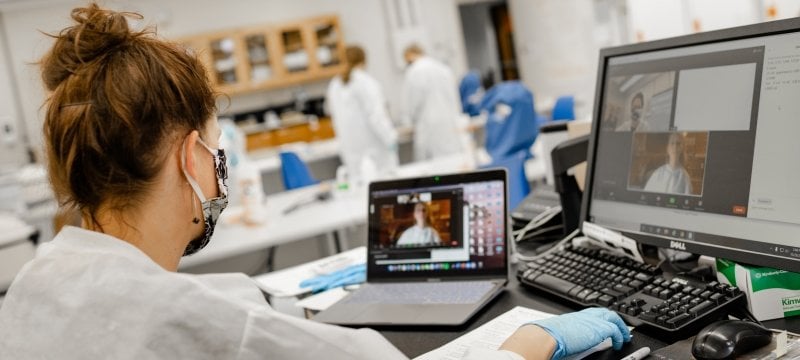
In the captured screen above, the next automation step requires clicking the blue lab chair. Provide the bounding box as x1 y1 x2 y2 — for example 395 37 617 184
551 95 575 121
279 151 318 190
479 81 541 161
480 150 530 210
459 71 483 116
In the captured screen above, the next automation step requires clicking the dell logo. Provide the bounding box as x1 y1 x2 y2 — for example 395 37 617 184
670 241 687 251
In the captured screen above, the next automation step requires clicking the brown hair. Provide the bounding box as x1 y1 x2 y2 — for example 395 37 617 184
403 44 424 58
41 3 217 227
342 45 365 84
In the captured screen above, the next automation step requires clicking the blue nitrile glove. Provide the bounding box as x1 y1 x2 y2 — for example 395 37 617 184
529 307 631 360
299 263 366 293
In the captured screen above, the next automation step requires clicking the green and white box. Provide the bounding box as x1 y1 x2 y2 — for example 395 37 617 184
717 258 800 321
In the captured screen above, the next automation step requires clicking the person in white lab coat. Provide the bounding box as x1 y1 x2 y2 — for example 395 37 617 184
403 44 465 160
396 202 443 247
644 132 693 195
326 45 398 181
0 5 629 360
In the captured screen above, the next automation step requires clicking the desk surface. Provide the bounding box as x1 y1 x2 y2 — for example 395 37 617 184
378 263 800 359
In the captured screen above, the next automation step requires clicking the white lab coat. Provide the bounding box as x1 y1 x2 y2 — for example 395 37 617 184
327 68 398 180
644 164 693 195
403 56 464 161
0 226 524 360
396 225 443 246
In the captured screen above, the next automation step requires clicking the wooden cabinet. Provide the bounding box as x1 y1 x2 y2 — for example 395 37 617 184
245 118 336 151
177 15 346 96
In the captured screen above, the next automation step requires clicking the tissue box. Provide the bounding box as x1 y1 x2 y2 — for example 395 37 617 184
717 258 800 321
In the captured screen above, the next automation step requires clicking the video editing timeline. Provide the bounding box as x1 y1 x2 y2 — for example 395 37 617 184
588 28 800 264
368 180 506 276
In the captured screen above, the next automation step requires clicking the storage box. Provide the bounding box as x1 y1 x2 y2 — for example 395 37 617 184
717 258 800 321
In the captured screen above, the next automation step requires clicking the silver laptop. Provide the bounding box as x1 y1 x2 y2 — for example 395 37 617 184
314 169 509 326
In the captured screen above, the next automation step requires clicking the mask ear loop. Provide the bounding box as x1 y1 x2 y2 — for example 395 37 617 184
191 192 200 224
182 137 206 225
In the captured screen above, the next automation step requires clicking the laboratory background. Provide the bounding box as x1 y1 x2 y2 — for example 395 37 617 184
2 0 800 358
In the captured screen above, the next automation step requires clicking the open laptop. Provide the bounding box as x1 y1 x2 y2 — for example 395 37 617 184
314 169 509 326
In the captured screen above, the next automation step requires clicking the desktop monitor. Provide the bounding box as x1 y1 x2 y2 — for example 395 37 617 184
583 18 800 273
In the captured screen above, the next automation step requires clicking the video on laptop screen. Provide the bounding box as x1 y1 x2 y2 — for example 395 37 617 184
367 178 506 278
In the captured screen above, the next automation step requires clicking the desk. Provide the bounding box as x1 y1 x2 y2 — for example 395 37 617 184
179 154 475 270
377 266 800 359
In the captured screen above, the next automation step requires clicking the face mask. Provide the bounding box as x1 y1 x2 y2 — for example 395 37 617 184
181 137 229 256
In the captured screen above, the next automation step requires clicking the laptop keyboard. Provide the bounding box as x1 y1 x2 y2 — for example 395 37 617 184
341 281 497 305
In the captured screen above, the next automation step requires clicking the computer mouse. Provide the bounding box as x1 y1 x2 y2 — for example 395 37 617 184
691 319 772 360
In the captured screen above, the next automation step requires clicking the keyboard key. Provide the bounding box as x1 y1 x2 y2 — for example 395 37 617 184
584 291 601 303
613 284 634 295
567 285 585 298
689 300 714 316
600 287 624 300
598 295 615 306
532 273 578 295
575 288 593 302
667 313 692 327
628 280 644 289
710 293 725 304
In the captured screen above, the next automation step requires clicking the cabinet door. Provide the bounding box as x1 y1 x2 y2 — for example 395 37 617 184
209 35 247 91
280 28 309 73
311 19 343 68
243 32 273 86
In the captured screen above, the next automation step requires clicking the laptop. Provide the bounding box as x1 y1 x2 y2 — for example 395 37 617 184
314 169 509 326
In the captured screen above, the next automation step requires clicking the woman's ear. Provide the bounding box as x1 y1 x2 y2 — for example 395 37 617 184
183 130 201 179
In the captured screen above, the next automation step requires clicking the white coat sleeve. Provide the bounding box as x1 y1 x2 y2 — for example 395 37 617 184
358 79 398 148
237 307 408 360
325 80 338 117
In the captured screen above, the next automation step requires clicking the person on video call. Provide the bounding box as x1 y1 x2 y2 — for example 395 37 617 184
644 132 693 194
396 202 443 246
0 4 633 360
616 92 647 131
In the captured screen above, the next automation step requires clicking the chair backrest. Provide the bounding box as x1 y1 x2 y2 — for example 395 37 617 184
480 81 540 161
551 95 575 121
279 151 318 190
480 150 530 210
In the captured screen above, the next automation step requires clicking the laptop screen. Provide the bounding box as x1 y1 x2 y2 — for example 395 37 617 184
366 170 508 280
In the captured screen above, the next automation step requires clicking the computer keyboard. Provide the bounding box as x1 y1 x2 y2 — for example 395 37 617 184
517 243 748 340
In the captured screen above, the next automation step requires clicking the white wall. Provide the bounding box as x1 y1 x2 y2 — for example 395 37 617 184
0 12 27 167
0 0 468 160
508 0 600 118
459 2 501 81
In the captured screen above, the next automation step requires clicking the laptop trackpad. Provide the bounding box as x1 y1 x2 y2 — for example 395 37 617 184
353 304 424 324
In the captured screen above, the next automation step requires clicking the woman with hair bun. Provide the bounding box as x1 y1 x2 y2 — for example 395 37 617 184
0 4 629 360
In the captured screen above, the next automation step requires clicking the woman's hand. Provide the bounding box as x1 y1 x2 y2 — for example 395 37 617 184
529 308 631 359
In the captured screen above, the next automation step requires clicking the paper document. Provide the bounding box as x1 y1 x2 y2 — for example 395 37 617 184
252 246 366 297
415 306 611 360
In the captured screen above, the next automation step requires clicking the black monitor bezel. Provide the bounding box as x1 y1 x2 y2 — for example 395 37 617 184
581 17 800 273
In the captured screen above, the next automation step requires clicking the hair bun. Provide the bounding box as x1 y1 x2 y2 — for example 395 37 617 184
41 3 142 91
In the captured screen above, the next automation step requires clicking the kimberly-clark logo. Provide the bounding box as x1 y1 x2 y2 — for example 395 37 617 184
755 270 787 279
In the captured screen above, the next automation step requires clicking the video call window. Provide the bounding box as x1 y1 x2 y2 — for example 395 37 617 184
378 199 454 249
628 132 709 196
592 46 762 217
373 191 462 250
601 71 676 133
